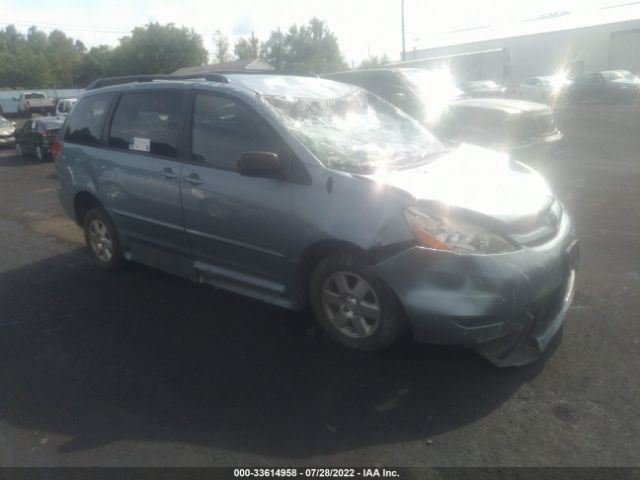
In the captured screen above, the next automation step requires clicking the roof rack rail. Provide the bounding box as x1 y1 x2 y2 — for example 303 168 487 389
205 69 319 78
85 73 230 90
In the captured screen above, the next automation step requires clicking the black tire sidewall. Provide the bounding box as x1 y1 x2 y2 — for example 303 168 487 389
309 251 404 352
83 207 125 271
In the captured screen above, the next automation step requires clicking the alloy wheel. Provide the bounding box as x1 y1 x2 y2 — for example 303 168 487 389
321 271 381 339
88 218 114 263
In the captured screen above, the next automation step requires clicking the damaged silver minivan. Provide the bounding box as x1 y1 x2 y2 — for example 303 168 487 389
56 73 579 367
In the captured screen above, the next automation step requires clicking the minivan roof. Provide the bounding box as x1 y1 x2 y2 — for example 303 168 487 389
84 73 358 101
226 74 357 99
323 67 422 77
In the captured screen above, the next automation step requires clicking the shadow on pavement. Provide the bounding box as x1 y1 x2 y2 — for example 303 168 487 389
0 154 50 167
0 249 554 458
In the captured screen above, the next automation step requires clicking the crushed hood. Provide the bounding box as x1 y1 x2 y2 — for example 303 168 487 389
368 143 555 224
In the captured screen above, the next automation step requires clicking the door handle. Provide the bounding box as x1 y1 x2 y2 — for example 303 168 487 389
183 173 203 185
160 168 177 180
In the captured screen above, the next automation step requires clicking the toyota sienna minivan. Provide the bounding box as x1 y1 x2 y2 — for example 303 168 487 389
55 73 579 367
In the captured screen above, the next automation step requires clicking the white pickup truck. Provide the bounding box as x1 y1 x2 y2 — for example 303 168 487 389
16 92 56 118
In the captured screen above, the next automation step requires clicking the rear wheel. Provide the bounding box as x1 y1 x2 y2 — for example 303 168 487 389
36 144 44 161
15 143 25 157
310 251 404 351
83 207 126 271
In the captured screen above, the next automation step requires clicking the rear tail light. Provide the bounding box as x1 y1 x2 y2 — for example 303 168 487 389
42 130 58 137
51 140 62 161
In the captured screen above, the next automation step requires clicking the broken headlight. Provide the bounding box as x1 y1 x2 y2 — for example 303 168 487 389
405 207 517 254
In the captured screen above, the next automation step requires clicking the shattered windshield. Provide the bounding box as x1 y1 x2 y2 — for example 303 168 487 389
262 89 444 174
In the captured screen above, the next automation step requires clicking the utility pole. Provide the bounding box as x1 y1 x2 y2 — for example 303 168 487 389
401 0 406 61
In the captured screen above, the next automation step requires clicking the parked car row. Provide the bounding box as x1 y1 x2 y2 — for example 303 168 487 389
462 80 506 98
510 75 571 103
11 91 78 119
563 70 640 104
14 117 65 160
512 70 639 104
0 98 75 159
456 69 639 105
51 71 579 367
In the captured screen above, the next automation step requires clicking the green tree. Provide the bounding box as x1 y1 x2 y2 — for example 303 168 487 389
26 26 48 55
234 31 259 60
110 23 208 76
77 45 114 86
74 39 87 55
0 25 27 55
358 54 389 70
0 49 53 88
213 30 231 63
0 25 53 88
262 18 347 73
260 29 286 70
47 30 83 87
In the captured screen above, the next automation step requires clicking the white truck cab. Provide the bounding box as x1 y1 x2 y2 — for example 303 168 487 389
16 92 56 118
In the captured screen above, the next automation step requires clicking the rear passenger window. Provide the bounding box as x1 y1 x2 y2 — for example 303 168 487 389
64 93 114 145
191 94 276 169
108 92 183 158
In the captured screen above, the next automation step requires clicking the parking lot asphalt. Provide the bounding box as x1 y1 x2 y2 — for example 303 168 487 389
0 105 639 467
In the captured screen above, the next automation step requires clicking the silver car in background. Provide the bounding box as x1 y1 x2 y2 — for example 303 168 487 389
0 115 16 147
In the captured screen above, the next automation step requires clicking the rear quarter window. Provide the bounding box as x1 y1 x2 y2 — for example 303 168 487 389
108 91 184 158
64 93 115 146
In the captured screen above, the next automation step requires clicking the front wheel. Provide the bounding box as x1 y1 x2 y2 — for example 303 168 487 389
310 251 404 351
15 143 24 157
83 207 126 271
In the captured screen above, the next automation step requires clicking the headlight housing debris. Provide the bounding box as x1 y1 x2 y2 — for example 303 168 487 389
405 207 517 254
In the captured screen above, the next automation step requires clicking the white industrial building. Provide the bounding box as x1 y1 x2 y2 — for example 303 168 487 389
390 6 640 85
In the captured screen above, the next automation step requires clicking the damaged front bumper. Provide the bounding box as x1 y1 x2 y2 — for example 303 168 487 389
372 211 579 367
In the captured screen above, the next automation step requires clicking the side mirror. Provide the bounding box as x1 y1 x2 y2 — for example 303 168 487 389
238 151 283 177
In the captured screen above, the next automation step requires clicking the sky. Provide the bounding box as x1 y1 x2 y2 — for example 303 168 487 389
1 0 639 66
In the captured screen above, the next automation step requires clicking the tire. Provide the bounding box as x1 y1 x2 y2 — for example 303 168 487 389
15 143 24 157
36 144 44 161
83 207 126 271
309 251 404 352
